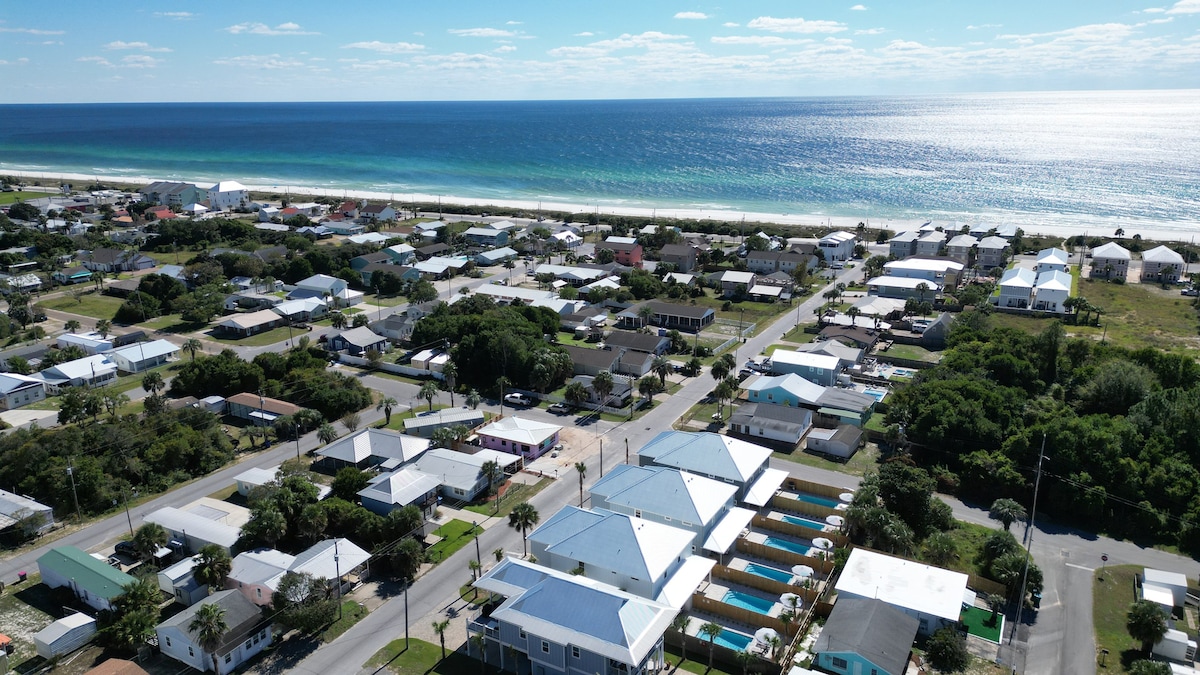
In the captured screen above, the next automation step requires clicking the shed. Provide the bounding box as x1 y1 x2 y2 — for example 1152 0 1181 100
33 612 97 659
1143 568 1189 609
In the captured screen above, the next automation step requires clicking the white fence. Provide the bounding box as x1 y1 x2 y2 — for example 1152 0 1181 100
338 353 446 380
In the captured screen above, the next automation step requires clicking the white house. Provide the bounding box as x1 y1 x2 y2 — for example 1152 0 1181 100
105 339 180 373
289 273 363 306
158 555 208 606
866 276 940 301
818 231 856 262
883 258 964 283
57 331 114 355
1033 270 1071 312
0 372 47 410
769 351 840 386
835 548 968 636
1090 242 1132 280
0 488 54 534
1142 245 1186 283
1034 248 1070 274
143 505 244 554
272 296 328 323
206 181 250 212
945 234 978 263
915 231 947 257
996 268 1036 309
35 355 118 392
1141 568 1189 610
157 590 271 674
727 402 814 446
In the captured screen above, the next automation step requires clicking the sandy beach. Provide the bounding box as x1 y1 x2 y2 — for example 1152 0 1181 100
8 168 1199 244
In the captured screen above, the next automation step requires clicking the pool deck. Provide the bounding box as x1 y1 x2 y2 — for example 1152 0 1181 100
700 579 785 619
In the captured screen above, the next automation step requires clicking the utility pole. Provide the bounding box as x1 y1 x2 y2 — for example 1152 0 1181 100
334 538 343 620
66 457 81 523
599 439 604 478
625 438 629 464
473 521 482 567
1009 434 1047 672
294 423 302 460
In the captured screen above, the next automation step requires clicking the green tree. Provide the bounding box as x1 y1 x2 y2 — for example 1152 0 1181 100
922 531 959 566
925 627 970 673
1127 599 1169 654
574 461 587 507
466 388 482 410
296 503 328 545
1128 660 1172 675
638 375 662 404
332 467 370 501
442 361 459 406
189 602 229 674
508 502 540 556
95 319 112 338
330 311 348 329
700 621 723 670
710 359 731 382
389 538 424 580
419 380 440 411
670 613 691 664
651 356 671 389
433 619 451 659
132 522 168 561
564 381 589 408
876 462 936 537
341 411 361 432
592 370 614 406
317 423 339 445
377 396 399 425
273 571 338 634
183 337 203 361
242 504 288 548
193 544 232 590
989 498 1027 532
141 371 165 395
64 319 81 333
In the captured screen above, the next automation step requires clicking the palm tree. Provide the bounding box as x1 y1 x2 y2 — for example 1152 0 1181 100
652 355 672 388
915 282 931 303
735 649 756 675
433 619 451 659
95 319 112 338
564 381 588 409
468 559 482 580
317 423 338 445
493 548 505 562
710 359 730 382
419 380 440 411
700 621 723 670
132 522 167 561
481 459 503 511
141 371 164 395
377 396 399 425
847 306 860 326
183 338 203 361
714 378 737 419
574 462 587 507
637 304 655 327
466 388 482 410
989 498 1027 532
189 602 228 674
442 361 459 406
64 319 81 333
1127 599 1169 654
330 311 348 329
670 614 691 664
508 502 540 556
592 370 614 406
193 544 232 590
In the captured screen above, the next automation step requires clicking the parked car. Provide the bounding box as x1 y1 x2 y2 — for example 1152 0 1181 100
114 540 138 558
504 393 532 406
548 402 572 414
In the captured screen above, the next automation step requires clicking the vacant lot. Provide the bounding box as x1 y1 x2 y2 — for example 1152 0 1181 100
1092 564 1143 673
0 575 57 670
42 292 124 321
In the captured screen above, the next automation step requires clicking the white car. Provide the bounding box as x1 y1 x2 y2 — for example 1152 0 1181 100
503 393 532 406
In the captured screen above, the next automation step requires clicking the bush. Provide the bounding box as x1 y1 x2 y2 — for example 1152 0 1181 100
924 627 970 673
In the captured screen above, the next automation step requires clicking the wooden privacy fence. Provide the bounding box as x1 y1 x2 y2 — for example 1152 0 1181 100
692 594 790 636
713 565 822 608
736 539 834 576
780 477 852 500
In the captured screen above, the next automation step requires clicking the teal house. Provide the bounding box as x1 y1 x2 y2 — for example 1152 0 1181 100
812 598 919 675
38 546 135 613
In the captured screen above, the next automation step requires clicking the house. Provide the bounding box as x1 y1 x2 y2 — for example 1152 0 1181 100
597 239 644 267
710 270 757 297
818 326 881 351
793 341 862 370
314 428 430 470
325 221 367 236
526 506 702 599
1090 242 1132 280
914 231 946 258
143 503 248 555
747 249 816 276
565 375 634 407
997 267 1036 309
360 203 396 221
35 355 118 392
477 416 562 460
1034 247 1070 274
416 242 451 259
887 231 921 259
226 548 294 606
328 326 388 356
384 243 418 265
882 258 964 283
226 392 302 426
158 555 208 606
636 431 784 507
139 181 204 207
835 548 968 636
1033 270 1071 312
288 538 371 594
805 425 863 459
727 402 813 446
156 590 271 674
1142 245 1186 282
52 266 93 285
296 225 332 238
470 558 678 675
58 331 114 355
82 248 155 273
223 291 283 312
105 339 180 373
744 373 876 427
562 345 653 379
0 343 49 372
463 227 510 247
272 296 328 323
813 598 920 675
37 546 135 612
216 309 285 337
976 236 1011 270
945 234 978 263
334 200 359 219
347 232 392 246
819 231 856 261
290 273 364 306
589 464 748 556
359 468 441 517
3 272 42 293
866 276 940 300
257 206 279 222
0 488 54 536
206 180 250 211
370 301 438 342
411 447 523 501
1140 568 1189 611
551 230 583 249
350 251 392 271
33 612 98 660
0 372 47 410
769 351 840 386
534 263 608 287
146 205 178 221
360 262 420 287
402 407 486 438
603 330 670 356
662 272 696 287
658 244 697 273
475 247 519 266
233 465 330 500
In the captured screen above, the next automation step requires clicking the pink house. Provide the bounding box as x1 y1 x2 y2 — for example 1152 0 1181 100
477 416 562 460
598 240 644 268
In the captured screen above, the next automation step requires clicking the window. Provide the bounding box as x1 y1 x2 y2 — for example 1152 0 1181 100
663 516 671 522
188 647 194 657
260 629 267 640
541 641 550 654
519 629 526 639
253 635 260 645
572 646 580 659
225 654 233 664
256 588 262 598
245 640 253 650
831 657 847 669
634 509 641 518
165 637 172 647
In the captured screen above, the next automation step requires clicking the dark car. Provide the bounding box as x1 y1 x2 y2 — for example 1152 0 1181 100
114 540 138 558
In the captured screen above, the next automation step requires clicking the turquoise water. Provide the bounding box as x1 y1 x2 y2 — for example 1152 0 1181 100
764 537 815 557
795 493 841 509
2 93 1199 230
722 590 776 615
714 629 753 651
864 388 888 402
744 563 794 584
782 514 828 530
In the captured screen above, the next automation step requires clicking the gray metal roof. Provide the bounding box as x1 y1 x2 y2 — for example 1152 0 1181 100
590 464 734 526
728 402 813 436
157 590 265 656
529 506 694 583
813 598 919 675
637 431 771 484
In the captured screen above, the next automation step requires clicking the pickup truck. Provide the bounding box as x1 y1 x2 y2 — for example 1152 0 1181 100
503 393 532 406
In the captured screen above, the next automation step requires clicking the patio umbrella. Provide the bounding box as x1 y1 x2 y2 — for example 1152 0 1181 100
839 492 854 503
825 515 845 527
791 564 814 579
813 537 834 550
754 627 780 644
779 593 802 609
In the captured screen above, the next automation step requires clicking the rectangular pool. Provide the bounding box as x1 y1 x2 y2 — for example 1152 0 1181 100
722 590 776 615
863 388 888 402
744 563 794 584
795 493 841 509
782 514 828 530
714 629 753 651
764 536 814 557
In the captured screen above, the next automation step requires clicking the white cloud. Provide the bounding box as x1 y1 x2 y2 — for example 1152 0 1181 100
855 28 886 35
225 22 318 36
574 31 595 37
41 40 62 45
0 26 65 35
103 41 172 52
1142 7 1166 12
507 21 523 25
1166 0 1200 13
213 54 307 69
711 35 813 46
675 12 710 20
723 22 740 27
998 23 1134 45
342 41 425 54
78 56 113 66
966 24 1003 30
449 27 517 38
154 11 195 19
495 45 517 53
747 16 848 34
121 54 160 68
0 58 30 65
850 4 868 10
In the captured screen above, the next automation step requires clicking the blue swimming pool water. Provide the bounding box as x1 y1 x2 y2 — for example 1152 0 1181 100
714 629 754 651
722 590 776 615
864 388 888 402
744 563 794 584
764 537 815 557
795 493 841 509
890 367 917 378
782 514 828 530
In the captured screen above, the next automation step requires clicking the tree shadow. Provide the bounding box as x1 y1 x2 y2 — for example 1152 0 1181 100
254 633 322 675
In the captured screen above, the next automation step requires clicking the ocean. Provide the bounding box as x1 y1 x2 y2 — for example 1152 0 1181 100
1 91 1198 233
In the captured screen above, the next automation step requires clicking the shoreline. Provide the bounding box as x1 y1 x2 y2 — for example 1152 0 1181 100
7 168 1200 244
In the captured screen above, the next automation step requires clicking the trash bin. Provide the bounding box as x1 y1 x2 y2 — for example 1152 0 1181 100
16 571 26 583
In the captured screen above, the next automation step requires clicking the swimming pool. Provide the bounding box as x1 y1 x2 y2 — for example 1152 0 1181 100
744 563 794 584
764 537 814 557
863 388 888 402
782 514 828 530
722 590 776 615
795 493 841 509
890 367 917 378
714 629 753 651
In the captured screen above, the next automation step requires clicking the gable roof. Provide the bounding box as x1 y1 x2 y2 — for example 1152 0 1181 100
143 507 241 548
1036 247 1070 265
813 598 919 675
645 300 715 320
1091 242 1131 260
603 330 669 353
999 267 1037 288
745 373 825 406
38 546 134 600
637 431 771 484
290 538 370 579
728 402 813 436
333 326 386 348
157 589 263 656
478 416 561 446
107 339 179 363
589 464 736 526
1035 270 1071 291
316 428 430 465
229 549 295 590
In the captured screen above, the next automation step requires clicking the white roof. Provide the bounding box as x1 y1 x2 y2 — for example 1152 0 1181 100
295 273 344 292
535 264 607 282
1000 267 1037 288
209 180 247 192
476 285 557 303
359 468 441 506
1091 242 1131 260
852 295 907 317
718 270 756 285
464 227 505 238
478 416 561 446
144 507 240 548
1143 245 1185 264
107 339 179 363
978 236 1010 250
159 555 201 583
605 236 638 245
1036 247 1070 265
552 231 582 243
291 538 371 579
867 275 941 290
1143 583 1176 608
884 258 964 274
33 612 96 644
947 234 978 247
234 466 278 487
836 548 968 623
1144 568 1188 588
889 231 921 243
654 555 717 609
918 230 947 243
273 296 326 316
488 220 520 231
316 428 430 465
229 549 295 590
183 203 209 213
663 273 694 285
0 372 45 394
770 351 840 372
386 243 415 255
703 506 757 554
414 260 450 275
1035 270 1071 292
820 231 856 244
743 467 789 507
218 308 281 330
749 285 783 298
477 247 519 262
348 232 390 245
40 355 118 382
411 447 513 491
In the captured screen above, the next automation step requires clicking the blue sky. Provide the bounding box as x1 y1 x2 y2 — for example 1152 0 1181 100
2 0 1199 102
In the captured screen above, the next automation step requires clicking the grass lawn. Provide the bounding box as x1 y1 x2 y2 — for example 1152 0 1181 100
108 361 179 395
1093 564 1143 673
879 343 940 363
959 604 1004 643
383 403 452 430
463 478 551 519
765 343 796 356
665 643 736 675
41 292 124 320
774 442 881 477
321 600 369 642
863 414 889 434
675 400 722 428
209 325 295 346
139 313 207 334
426 519 479 564
554 330 602 348
919 521 996 580
688 294 793 331
367 637 478 675
781 325 819 343
370 294 410 307
0 191 55 205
